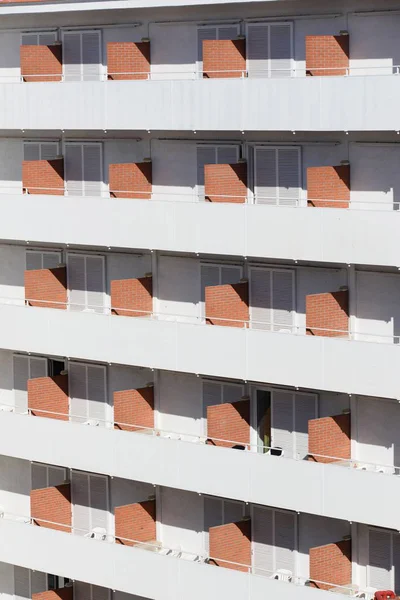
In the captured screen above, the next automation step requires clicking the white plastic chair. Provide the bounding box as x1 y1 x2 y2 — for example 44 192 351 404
352 587 376 600
83 419 100 427
0 405 14 413
269 569 292 582
84 527 107 540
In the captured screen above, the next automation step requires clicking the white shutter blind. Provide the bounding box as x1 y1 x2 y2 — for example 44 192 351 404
72 471 90 535
197 146 216 198
26 251 42 270
65 144 83 196
89 475 108 531
21 33 38 46
201 265 220 300
74 582 92 600
247 25 269 78
14 567 30 600
254 148 277 205
23 143 40 161
42 252 61 269
31 463 47 490
253 507 274 576
275 510 296 573
31 571 47 595
197 27 217 62
217 146 239 165
204 496 223 554
83 144 102 197
67 254 86 311
218 26 239 41
221 266 241 285
277 148 300 206
82 32 101 81
272 391 294 458
368 529 392 591
13 354 29 414
294 393 316 460
69 362 88 423
85 256 105 312
270 24 292 78
87 365 107 424
222 384 243 404
48 465 66 487
29 356 47 381
40 143 59 161
272 270 294 332
38 32 57 46
63 33 82 81
250 268 272 330
223 500 243 524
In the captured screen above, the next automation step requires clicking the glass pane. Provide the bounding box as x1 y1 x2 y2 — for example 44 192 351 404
256 390 271 453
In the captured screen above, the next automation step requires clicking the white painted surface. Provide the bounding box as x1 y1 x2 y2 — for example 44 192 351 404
355 271 400 343
0 454 30 517
0 245 25 306
157 255 200 322
1 411 400 530
1 195 399 268
350 144 400 210
159 487 204 555
157 370 202 438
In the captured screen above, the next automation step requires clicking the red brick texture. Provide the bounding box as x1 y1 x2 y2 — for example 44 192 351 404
209 520 251 571
31 484 71 533
306 290 349 338
310 540 352 590
203 40 246 78
115 500 156 546
109 162 152 199
111 276 153 317
204 163 247 204
306 35 350 77
22 159 64 196
20 44 62 82
32 589 73 600
207 399 250 448
307 165 350 209
205 282 249 327
308 414 351 464
28 375 69 421
114 387 154 432
107 42 150 80
25 267 67 310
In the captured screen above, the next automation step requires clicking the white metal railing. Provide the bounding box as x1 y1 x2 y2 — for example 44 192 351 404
2 186 400 212
0 510 368 597
0 400 398 478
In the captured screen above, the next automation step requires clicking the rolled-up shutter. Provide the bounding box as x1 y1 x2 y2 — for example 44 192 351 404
277 148 301 206
14 567 30 600
368 529 392 590
26 250 61 271
247 23 292 78
221 265 241 285
217 146 239 165
253 506 274 576
254 147 300 206
38 33 57 46
272 270 294 332
275 510 296 572
272 390 294 458
254 148 277 204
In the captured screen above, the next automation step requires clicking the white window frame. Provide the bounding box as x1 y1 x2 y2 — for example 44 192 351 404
249 265 295 331
31 462 67 489
245 21 294 79
63 141 104 197
25 249 62 270
23 141 60 161
250 145 302 205
61 29 103 82
196 143 241 200
21 31 58 46
367 527 400 593
66 252 106 313
196 23 240 76
200 261 243 321
71 471 110 535
68 360 108 425
202 378 245 436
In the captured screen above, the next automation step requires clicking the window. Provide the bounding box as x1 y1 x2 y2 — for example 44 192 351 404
64 142 103 197
26 249 62 270
13 354 48 414
249 267 295 332
197 144 240 200
68 361 108 426
252 506 297 577
197 24 240 75
246 22 293 78
270 390 317 459
200 263 243 319
203 496 247 554
23 141 60 162
14 567 47 600
47 575 70 591
21 32 57 46
202 379 244 436
62 30 102 82
71 471 109 537
31 462 67 490
66 253 106 313
368 528 400 594
253 146 301 205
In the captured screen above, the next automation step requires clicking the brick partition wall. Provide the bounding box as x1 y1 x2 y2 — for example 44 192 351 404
22 159 64 196
111 276 153 317
115 499 156 546
25 267 67 310
204 163 247 203
306 290 349 338
114 387 154 432
308 414 351 463
107 42 150 80
32 589 73 600
31 484 71 533
209 520 251 571
28 375 69 421
20 44 62 82
203 39 246 78
205 282 249 327
207 399 250 448
109 162 152 199
306 35 350 77
307 165 350 209
310 540 352 590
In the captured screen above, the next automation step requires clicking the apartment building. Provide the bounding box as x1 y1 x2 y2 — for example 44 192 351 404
0 0 399 599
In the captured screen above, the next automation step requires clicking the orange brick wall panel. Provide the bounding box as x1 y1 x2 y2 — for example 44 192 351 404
310 540 352 590
115 500 156 546
209 520 251 572
31 484 71 533
114 387 154 432
204 163 247 204
22 159 64 196
111 276 153 317
207 400 250 448
25 267 67 310
28 375 69 421
306 35 349 77
109 162 152 199
308 414 351 464
307 165 350 209
107 42 150 80
33 589 73 600
203 40 246 78
205 282 249 327
306 290 349 338
20 45 62 82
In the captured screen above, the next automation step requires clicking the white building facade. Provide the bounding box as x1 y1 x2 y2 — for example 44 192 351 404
0 0 399 599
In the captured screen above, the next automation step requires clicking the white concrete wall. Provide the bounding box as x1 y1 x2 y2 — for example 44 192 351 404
156 255 200 323
349 14 400 75
159 487 204 555
0 245 25 306
0 139 22 195
0 455 30 517
355 271 400 343
350 144 400 210
157 370 202 438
